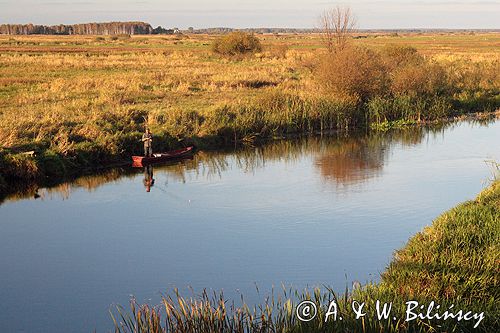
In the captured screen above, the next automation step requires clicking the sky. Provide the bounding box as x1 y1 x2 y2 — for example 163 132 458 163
0 0 499 29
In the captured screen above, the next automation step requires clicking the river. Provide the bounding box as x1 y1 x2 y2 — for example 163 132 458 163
0 119 499 332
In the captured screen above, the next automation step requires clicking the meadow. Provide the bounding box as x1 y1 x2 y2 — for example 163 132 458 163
0 32 499 191
0 32 498 332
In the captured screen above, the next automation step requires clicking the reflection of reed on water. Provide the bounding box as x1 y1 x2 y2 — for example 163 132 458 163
2 168 128 203
3 118 495 204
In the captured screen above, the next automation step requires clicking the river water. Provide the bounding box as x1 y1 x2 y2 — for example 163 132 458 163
1 119 499 332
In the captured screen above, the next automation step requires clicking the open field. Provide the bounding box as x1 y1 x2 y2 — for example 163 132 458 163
0 32 499 190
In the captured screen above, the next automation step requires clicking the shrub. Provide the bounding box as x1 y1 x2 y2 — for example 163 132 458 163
38 150 68 178
426 95 452 119
390 62 448 97
212 32 262 57
0 153 40 181
380 45 423 71
367 95 420 123
315 46 388 102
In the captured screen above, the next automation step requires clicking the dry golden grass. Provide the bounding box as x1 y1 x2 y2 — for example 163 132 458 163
1 32 498 146
0 32 498 189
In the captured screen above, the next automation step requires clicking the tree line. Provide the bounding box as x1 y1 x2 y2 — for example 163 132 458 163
0 22 175 35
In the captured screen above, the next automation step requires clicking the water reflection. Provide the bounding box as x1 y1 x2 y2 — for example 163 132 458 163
143 165 155 192
1 117 499 333
315 137 385 186
2 169 128 203
2 118 497 203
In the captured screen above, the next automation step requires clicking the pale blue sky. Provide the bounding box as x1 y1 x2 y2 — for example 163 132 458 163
0 0 498 29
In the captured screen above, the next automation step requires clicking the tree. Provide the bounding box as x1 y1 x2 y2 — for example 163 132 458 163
319 6 357 53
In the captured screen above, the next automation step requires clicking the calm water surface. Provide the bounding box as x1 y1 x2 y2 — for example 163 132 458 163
1 120 499 332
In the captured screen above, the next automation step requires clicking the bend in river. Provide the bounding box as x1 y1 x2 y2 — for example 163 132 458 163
1 118 499 333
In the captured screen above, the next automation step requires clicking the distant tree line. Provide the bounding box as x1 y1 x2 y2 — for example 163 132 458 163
0 22 175 35
1 22 497 35
190 27 321 34
189 27 499 34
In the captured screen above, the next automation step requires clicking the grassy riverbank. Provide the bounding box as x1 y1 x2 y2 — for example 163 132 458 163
0 33 499 193
112 180 500 332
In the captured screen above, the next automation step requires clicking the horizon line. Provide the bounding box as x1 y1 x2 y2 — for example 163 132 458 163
1 22 499 31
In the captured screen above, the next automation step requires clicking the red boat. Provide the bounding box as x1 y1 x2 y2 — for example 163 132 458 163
132 146 194 167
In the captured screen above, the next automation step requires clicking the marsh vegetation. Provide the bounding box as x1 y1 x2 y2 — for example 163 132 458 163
0 31 498 192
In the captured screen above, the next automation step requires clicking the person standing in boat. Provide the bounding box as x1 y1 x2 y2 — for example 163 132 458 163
142 128 153 157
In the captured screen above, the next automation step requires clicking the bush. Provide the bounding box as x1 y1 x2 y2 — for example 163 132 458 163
0 153 40 181
380 45 423 71
212 32 262 57
38 150 66 178
315 46 388 102
390 62 448 97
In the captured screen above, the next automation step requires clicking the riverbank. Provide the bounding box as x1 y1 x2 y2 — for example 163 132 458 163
1 33 499 196
112 179 500 332
1 110 498 202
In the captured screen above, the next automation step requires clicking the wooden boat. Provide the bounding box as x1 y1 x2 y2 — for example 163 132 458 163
132 146 194 167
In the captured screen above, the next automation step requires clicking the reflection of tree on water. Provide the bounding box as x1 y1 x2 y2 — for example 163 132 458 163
315 138 385 186
3 118 496 204
0 129 430 201
143 165 155 192
314 128 430 186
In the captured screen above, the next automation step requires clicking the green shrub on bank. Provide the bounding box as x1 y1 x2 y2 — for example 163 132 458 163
452 90 500 113
0 175 6 192
38 150 66 178
0 153 40 180
212 32 262 57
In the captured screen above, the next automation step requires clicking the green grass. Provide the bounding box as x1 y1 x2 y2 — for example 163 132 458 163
111 180 500 332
